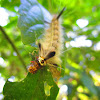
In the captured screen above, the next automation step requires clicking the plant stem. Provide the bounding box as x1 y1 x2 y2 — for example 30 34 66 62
0 26 27 71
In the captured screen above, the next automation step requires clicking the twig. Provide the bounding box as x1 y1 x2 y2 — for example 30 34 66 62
0 26 27 71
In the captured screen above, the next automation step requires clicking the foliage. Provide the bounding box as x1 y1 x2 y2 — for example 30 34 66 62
18 0 44 45
0 0 100 100
3 69 59 100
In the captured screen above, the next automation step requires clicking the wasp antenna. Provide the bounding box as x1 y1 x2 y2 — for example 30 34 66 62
57 7 66 19
44 51 56 60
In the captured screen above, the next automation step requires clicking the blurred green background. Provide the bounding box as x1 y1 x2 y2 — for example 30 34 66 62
0 0 100 100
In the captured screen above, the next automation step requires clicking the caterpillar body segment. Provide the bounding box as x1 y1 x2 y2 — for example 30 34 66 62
39 15 63 65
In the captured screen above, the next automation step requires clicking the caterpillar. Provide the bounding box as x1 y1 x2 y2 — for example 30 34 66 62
28 7 65 81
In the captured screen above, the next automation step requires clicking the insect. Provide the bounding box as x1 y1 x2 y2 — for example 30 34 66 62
28 7 65 81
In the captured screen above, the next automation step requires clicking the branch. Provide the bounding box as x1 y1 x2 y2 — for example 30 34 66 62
0 26 27 71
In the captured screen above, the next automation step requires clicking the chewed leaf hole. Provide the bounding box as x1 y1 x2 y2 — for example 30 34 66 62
44 82 52 96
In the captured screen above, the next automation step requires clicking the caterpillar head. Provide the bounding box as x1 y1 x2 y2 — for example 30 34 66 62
38 56 46 66
38 51 56 66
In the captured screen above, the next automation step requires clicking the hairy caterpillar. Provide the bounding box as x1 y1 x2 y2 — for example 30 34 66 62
28 8 65 81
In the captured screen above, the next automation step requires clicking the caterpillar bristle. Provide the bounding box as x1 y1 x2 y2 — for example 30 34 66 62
28 7 65 82
56 7 66 19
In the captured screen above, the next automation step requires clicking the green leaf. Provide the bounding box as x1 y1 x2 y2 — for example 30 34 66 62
3 67 59 100
67 65 82 74
80 72 97 95
18 0 44 45
18 0 51 46
17 0 43 46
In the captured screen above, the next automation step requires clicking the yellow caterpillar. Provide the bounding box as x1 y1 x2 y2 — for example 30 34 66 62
28 8 65 81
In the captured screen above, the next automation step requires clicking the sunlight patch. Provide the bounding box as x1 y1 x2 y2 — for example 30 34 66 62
59 85 68 94
0 75 5 93
0 57 6 67
93 42 100 51
70 35 92 47
8 76 15 82
0 7 9 26
76 19 89 28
